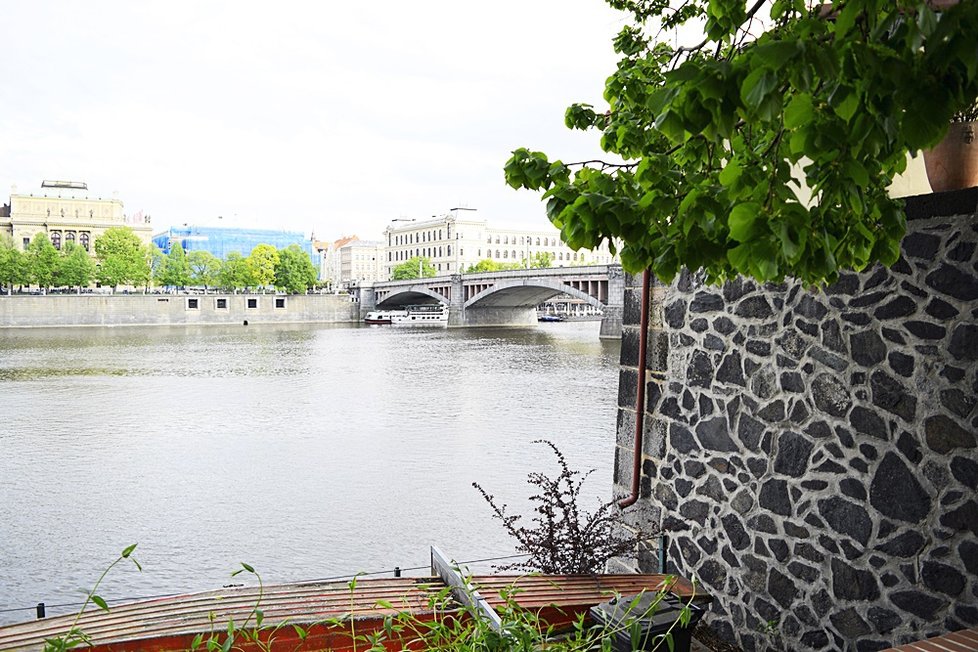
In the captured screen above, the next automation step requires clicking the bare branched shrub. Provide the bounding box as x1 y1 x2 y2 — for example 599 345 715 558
473 439 656 574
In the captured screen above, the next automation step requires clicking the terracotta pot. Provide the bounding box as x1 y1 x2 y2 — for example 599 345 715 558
923 121 978 193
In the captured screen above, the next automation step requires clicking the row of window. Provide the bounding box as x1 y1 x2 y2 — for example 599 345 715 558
393 229 446 246
488 235 557 246
22 231 92 252
390 246 453 262
184 297 287 310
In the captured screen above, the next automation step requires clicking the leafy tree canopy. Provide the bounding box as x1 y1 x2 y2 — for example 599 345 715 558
0 233 26 294
465 259 523 273
188 250 221 288
27 233 60 289
94 227 151 289
57 241 96 291
218 251 255 291
391 256 437 280
248 244 280 288
528 251 555 269
159 241 192 288
274 244 318 293
504 0 978 285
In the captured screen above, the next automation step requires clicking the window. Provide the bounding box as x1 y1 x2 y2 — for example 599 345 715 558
495 250 500 258
536 237 540 245
80 232 90 251
247 298 258 309
66 232 76 245
512 250 516 259
447 245 452 256
495 236 500 244
215 298 228 309
438 247 442 257
504 236 508 245
22 237 29 249
275 297 286 309
503 250 508 258
186 298 199 310
51 232 61 250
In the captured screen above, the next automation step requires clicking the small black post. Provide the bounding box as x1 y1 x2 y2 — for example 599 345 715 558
394 566 401 578
36 602 46 619
658 535 669 574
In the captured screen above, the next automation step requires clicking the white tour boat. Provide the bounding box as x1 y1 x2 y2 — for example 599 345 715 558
390 304 449 327
363 309 408 325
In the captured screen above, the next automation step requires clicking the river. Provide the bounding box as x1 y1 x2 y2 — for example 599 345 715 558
0 321 620 625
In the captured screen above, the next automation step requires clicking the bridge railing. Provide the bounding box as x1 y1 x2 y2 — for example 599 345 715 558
374 264 617 289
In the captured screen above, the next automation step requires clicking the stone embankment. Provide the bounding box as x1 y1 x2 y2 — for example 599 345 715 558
0 293 360 328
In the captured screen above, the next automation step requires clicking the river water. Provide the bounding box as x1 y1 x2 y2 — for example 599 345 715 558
0 321 620 625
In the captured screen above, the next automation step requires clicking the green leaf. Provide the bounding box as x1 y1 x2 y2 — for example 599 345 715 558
832 88 859 124
240 562 255 573
121 544 137 558
728 203 761 242
91 595 109 612
783 93 814 129
718 159 743 187
741 69 777 111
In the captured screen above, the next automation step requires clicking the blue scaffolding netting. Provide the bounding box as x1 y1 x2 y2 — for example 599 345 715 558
152 225 317 265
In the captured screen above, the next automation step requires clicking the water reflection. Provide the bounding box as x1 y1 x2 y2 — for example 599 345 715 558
0 322 620 624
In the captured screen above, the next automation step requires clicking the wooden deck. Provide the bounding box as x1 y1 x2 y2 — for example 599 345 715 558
0 573 703 651
884 627 978 651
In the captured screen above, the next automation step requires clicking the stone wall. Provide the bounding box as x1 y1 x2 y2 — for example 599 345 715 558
0 293 359 328
612 189 978 651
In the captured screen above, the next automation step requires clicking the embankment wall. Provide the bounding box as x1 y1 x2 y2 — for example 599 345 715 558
0 294 360 328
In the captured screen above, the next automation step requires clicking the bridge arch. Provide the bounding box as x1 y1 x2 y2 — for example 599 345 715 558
377 287 448 307
463 278 605 312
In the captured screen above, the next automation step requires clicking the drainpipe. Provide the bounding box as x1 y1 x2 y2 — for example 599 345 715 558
619 269 651 509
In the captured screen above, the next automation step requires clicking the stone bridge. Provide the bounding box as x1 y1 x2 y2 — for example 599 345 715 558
359 265 624 338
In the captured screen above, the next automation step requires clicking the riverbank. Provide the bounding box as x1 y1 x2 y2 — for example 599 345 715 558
0 294 360 328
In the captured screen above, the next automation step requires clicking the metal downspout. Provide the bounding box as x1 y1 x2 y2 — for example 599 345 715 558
618 269 651 509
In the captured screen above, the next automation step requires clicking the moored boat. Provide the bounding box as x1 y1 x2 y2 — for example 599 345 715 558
390 304 449 327
363 309 407 325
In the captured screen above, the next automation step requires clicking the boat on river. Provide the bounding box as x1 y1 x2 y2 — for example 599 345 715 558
363 309 407 325
390 304 449 327
538 314 565 323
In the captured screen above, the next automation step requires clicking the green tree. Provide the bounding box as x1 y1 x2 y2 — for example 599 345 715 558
94 227 151 290
0 234 26 295
159 241 192 288
529 252 555 269
466 259 503 273
504 1 978 285
188 250 221 290
218 251 255 292
150 245 166 285
391 256 436 280
27 233 60 291
274 244 317 294
56 241 96 293
247 244 280 288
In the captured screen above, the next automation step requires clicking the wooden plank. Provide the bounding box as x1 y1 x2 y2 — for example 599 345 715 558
429 546 502 632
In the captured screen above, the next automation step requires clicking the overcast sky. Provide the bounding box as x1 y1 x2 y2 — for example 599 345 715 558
1 1 631 240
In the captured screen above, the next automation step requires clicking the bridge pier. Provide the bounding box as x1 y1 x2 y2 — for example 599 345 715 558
598 265 624 339
356 284 376 320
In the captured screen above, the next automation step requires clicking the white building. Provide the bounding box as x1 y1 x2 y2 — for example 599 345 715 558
339 239 385 288
382 208 617 280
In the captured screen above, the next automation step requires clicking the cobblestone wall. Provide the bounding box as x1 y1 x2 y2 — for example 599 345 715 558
612 189 978 651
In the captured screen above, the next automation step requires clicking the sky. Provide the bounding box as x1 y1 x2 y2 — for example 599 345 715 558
1 1 632 241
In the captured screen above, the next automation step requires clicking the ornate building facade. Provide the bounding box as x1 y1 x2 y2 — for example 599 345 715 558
0 180 152 252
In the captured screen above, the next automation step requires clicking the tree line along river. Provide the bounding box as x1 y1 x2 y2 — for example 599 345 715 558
0 321 620 625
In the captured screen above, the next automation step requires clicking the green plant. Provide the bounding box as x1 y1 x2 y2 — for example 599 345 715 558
473 440 656 575
43 544 141 652
504 1 978 286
